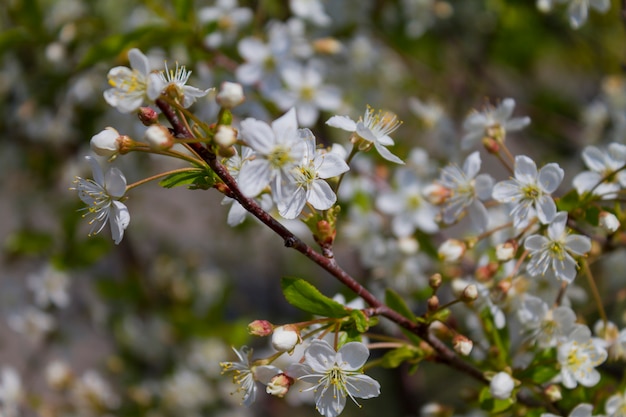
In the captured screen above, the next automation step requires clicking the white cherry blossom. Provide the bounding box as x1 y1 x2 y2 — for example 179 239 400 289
103 48 162 113
462 98 530 150
572 143 626 199
605 388 626 417
327 106 404 164
524 211 591 283
557 325 607 389
72 156 130 245
278 129 349 219
288 340 380 417
492 155 563 229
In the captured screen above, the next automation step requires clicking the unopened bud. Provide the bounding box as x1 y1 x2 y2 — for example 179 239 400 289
452 335 473 356
544 384 562 402
266 373 294 398
216 81 245 108
248 320 273 337
423 183 450 205
495 240 518 262
482 136 500 153
397 236 419 254
45 360 73 390
438 239 466 262
271 325 301 352
429 273 442 290
599 211 620 233
144 125 174 150
475 262 498 281
214 125 237 148
312 37 343 54
90 127 122 157
461 284 478 302
138 107 158 126
427 295 440 312
489 371 515 400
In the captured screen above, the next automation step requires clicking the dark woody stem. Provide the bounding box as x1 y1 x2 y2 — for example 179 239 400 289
156 98 487 384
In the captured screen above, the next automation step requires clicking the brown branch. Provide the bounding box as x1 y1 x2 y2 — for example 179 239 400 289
156 98 488 385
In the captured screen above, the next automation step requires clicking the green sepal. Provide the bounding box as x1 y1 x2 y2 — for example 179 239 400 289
478 386 515 413
280 277 348 318
380 345 423 369
428 308 451 324
349 309 370 333
159 168 217 190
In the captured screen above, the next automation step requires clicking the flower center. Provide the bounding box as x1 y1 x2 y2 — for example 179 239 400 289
521 184 540 200
268 146 293 169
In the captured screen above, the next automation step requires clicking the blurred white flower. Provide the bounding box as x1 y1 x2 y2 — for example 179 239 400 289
27 264 70 309
72 370 120 415
490 372 515 399
557 326 607 389
104 48 162 113
605 388 626 417
290 0 331 26
0 367 22 417
517 295 577 348
572 143 626 199
7 307 55 343
462 98 530 150
199 0 253 48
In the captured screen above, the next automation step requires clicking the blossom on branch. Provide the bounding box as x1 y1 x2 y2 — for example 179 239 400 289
492 155 563 229
288 339 380 417
461 98 530 150
71 156 130 245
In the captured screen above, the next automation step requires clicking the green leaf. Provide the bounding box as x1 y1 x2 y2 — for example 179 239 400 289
280 277 348 318
556 189 580 212
349 309 369 333
478 386 515 413
174 0 193 20
381 345 422 369
159 169 217 190
385 289 417 323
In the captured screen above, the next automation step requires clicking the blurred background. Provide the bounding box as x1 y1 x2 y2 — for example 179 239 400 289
1 0 625 416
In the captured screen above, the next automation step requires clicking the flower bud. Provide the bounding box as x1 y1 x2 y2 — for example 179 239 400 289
423 183 450 205
489 371 515 400
460 284 478 302
495 240 517 262
599 211 620 233
271 325 300 352
397 236 419 254
216 81 244 108
452 335 473 356
248 320 273 337
45 360 73 390
90 127 122 157
214 125 237 148
429 273 442 290
438 239 466 262
144 125 174 150
544 384 562 402
312 38 343 54
266 373 294 398
475 261 499 282
427 295 439 312
137 107 158 126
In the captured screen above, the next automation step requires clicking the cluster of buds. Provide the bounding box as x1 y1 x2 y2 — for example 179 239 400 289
247 320 302 353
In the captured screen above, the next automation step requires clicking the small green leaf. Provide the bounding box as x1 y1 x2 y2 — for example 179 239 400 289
159 169 217 190
280 277 348 318
381 345 422 369
479 386 515 413
556 189 580 212
349 309 369 333
385 289 417 323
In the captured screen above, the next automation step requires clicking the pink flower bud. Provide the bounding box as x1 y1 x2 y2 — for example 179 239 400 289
266 373 294 398
452 335 473 356
271 325 300 352
137 107 158 126
248 320 273 337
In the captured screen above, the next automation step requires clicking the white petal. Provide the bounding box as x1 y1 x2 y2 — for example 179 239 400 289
568 1 588 28
492 180 521 202
111 201 130 245
463 151 481 178
308 180 336 210
564 235 591 255
296 102 319 128
238 159 271 197
524 235 549 251
272 108 299 142
326 115 357 132
535 195 557 224
505 116 531 131
85 156 104 186
494 98 515 122
373 142 404 164
345 374 380 399
240 118 275 154
128 48 150 75
514 155 538 184
316 153 349 178
305 340 336 373
537 163 564 194
105 167 127 198
278 187 307 219
337 342 370 371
